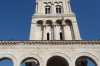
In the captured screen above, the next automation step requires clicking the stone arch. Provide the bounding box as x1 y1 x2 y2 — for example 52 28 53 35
73 52 99 66
55 5 62 14
0 53 17 66
18 53 43 66
44 2 48 4
56 19 62 25
46 20 52 25
45 3 51 14
59 1 62 3
44 52 72 66
37 20 43 25
65 19 72 25
65 19 75 40
48 2 52 5
54 2 59 4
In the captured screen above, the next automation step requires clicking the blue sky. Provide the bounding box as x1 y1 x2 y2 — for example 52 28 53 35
0 0 99 66
0 0 100 40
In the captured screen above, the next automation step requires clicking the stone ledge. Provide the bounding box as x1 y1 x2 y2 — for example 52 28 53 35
0 40 100 45
32 13 75 18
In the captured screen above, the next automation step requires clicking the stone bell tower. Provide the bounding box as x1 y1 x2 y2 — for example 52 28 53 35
0 0 100 66
30 0 81 40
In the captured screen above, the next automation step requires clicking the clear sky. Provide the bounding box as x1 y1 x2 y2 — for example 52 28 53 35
0 0 100 40
0 0 99 66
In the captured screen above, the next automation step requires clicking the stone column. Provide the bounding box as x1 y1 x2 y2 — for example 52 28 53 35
36 2 38 13
70 24 75 40
63 25 66 40
72 23 81 40
51 3 54 14
42 26 44 40
66 24 72 40
53 25 56 40
66 1 69 12
51 26 53 40
63 1 67 13
68 1 72 12
43 25 46 40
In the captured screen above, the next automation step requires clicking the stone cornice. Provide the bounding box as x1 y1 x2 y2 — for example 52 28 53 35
0 40 100 45
32 13 75 18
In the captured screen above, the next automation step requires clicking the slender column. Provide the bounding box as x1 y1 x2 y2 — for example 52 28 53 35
63 25 66 40
51 26 53 40
66 1 69 12
70 24 75 40
63 1 67 13
68 1 72 12
53 25 56 40
35 2 38 13
43 25 46 40
72 23 81 40
66 24 72 40
51 3 54 14
42 26 44 40
60 2 63 13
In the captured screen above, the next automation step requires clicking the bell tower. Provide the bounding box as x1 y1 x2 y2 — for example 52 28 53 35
30 0 81 40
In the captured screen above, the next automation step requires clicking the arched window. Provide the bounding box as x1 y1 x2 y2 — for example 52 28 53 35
37 20 43 25
75 56 97 66
45 6 51 14
65 19 75 40
56 19 62 25
56 5 62 14
47 56 69 66
45 8 48 14
47 33 49 40
21 57 40 66
0 58 13 66
46 20 52 25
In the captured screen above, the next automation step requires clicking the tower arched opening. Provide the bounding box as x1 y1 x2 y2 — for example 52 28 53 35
47 56 69 66
0 57 13 66
37 20 44 40
65 19 75 40
65 19 72 25
46 20 52 25
59 1 62 3
21 57 40 66
37 20 43 25
56 19 64 40
75 56 97 66
45 5 51 14
46 20 53 40
56 19 62 25
56 5 62 14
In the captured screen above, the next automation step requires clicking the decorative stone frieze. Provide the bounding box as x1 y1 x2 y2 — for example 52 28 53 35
0 40 100 45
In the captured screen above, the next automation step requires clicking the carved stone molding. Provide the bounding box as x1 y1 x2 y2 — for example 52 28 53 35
0 40 100 45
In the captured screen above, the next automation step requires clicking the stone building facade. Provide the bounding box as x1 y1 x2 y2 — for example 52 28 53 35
0 0 100 66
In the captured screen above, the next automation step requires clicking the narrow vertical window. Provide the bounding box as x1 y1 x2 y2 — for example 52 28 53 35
56 6 62 14
45 8 47 14
47 33 49 40
56 8 59 14
45 6 51 14
60 32 62 40
59 8 61 13
48 8 51 14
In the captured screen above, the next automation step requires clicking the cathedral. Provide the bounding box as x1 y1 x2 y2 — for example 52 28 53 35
0 0 100 66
